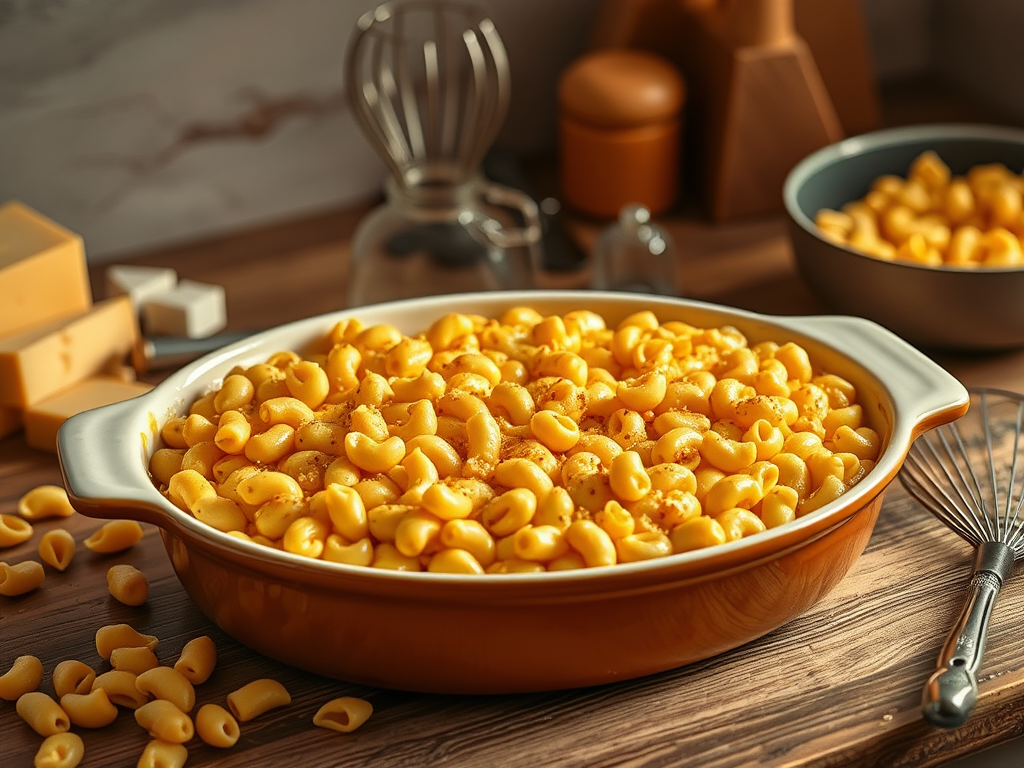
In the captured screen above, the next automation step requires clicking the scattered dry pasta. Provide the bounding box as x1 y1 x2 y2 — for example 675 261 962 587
0 513 33 548
52 661 96 699
17 691 71 736
95 623 158 660
137 740 188 768
0 560 45 596
135 665 196 713
38 529 76 571
92 670 149 710
149 308 881 573
134 699 195 743
815 150 1024 267
84 520 144 554
227 678 291 722
110 646 160 676
195 703 240 748
313 696 373 733
33 732 85 768
60 688 119 728
0 654 44 700
6 623 371 760
173 635 217 685
106 563 149 606
18 485 76 521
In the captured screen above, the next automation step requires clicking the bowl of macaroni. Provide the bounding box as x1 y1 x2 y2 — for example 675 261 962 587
57 291 968 694
784 122 1024 351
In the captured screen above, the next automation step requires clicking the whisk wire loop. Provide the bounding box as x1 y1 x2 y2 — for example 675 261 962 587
347 1 511 187
903 431 989 545
942 417 998 541
999 397 1024 550
900 388 1024 727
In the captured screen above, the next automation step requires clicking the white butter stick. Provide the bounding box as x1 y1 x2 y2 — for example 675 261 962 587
105 264 178 311
142 279 228 339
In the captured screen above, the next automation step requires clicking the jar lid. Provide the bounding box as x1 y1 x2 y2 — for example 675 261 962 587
558 49 685 129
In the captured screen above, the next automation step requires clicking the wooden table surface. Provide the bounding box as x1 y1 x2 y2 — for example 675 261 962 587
5 79 1024 768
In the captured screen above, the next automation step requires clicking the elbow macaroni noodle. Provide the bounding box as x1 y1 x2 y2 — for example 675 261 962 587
174 635 217 685
134 698 194 743
0 560 45 596
38 530 76 572
0 513 33 548
815 150 1024 267
60 688 119 728
0 654 44 700
137 740 188 768
106 564 150 606
7 618 372 763
52 661 96 699
17 691 70 737
33 732 85 768
135 665 196 713
18 485 76 521
84 520 144 554
95 623 159 660
195 703 241 747
313 696 374 733
148 307 881 572
110 646 159 676
226 678 292 722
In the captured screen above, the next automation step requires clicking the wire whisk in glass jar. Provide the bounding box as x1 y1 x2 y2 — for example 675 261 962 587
344 1 541 308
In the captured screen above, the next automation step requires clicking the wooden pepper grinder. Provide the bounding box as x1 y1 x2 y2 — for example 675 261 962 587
699 0 844 220
587 0 849 222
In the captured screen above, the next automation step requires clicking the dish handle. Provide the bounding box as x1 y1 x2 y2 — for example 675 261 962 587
57 395 171 528
787 315 970 439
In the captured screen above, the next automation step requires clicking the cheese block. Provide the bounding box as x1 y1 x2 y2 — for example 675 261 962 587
24 376 152 453
142 279 227 338
106 264 178 312
0 200 92 337
0 296 139 408
0 404 22 441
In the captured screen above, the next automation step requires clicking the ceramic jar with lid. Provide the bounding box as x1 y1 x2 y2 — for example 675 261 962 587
558 48 686 219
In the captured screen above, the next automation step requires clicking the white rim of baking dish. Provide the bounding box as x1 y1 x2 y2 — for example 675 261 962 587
57 291 968 595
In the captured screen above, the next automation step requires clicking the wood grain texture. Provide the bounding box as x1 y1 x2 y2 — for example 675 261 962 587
4 77 1024 768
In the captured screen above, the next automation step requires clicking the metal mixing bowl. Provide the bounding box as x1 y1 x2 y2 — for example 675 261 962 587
57 291 968 694
784 123 1024 352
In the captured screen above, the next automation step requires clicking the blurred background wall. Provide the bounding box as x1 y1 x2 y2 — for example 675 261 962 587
0 0 1013 262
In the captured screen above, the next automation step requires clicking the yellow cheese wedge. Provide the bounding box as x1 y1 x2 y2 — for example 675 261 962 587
0 200 92 337
0 404 22 441
0 296 139 408
24 376 152 453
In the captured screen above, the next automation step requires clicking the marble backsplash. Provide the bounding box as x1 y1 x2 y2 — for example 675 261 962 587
0 0 595 261
1 0 985 263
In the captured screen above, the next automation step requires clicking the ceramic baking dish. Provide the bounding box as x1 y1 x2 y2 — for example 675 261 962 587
58 291 969 694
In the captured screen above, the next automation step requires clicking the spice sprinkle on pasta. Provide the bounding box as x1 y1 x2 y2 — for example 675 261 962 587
150 307 881 573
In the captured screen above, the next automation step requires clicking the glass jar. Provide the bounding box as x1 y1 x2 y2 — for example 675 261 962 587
590 204 678 295
346 167 541 309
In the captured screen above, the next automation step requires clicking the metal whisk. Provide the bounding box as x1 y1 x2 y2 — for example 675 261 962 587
899 387 1024 728
346 0 511 188
342 1 540 307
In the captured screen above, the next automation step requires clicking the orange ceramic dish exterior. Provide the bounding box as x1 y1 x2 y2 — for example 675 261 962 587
155 496 882 693
58 292 968 694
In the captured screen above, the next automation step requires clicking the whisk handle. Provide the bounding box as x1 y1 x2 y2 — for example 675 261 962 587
921 542 1015 728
